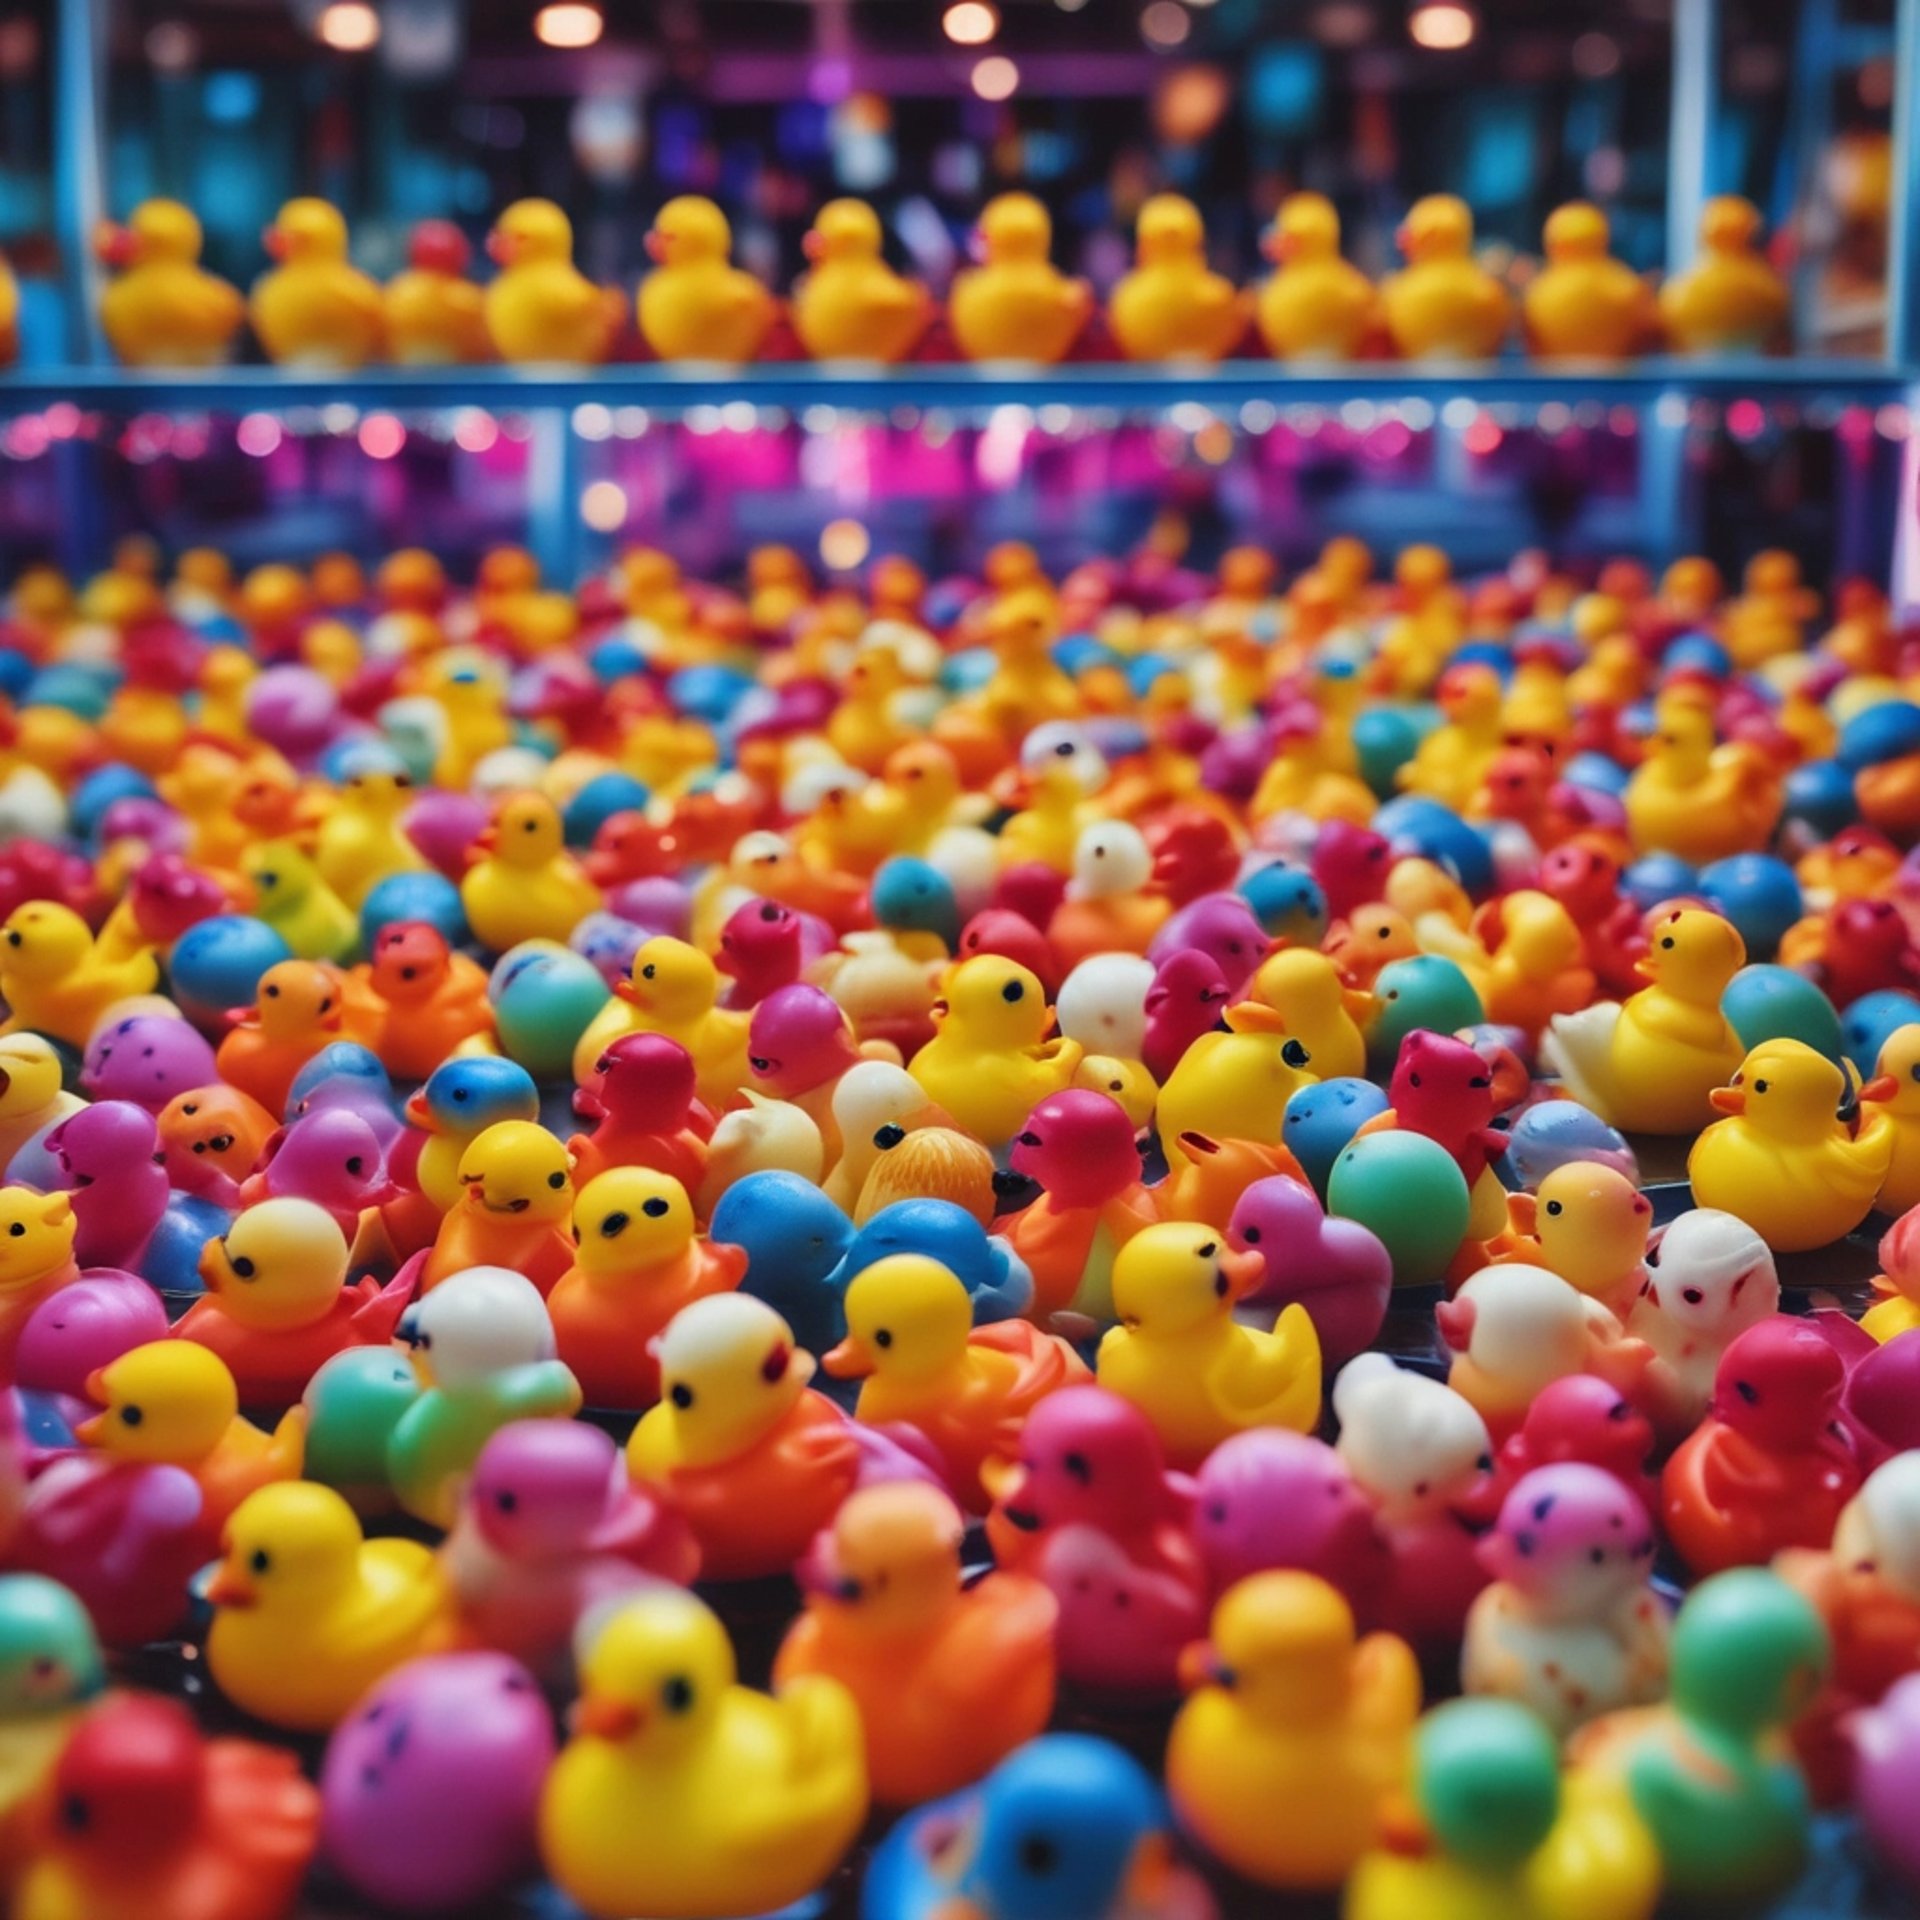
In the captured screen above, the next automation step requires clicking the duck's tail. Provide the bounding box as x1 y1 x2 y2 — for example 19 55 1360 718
1540 1002 1623 1120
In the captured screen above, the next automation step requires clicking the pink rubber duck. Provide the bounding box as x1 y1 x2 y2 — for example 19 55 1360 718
746 983 872 1146
1148 894 1269 996
996 1090 1158 1325
1365 1028 1508 1189
984 1385 1207 1695
45 1103 171 1271
568 1032 714 1191
1191 1428 1393 1626
1467 1372 1660 1526
717 898 816 1009
15 1275 169 1407
1226 1175 1391 1367
237 1110 396 1240
1312 820 1393 919
441 1419 699 1686
956 909 1064 999
129 851 231 948
79 1014 219 1113
1141 949 1232 1084
1661 1316 1864 1574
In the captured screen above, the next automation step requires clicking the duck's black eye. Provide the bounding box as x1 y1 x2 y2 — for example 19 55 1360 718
250 1548 271 1574
1682 1285 1704 1304
1753 1079 1769 1095
548 1171 567 1189
6 1223 21 1237
873 1124 905 1149
1282 1039 1310 1068
599 1211 629 1237
120 1404 143 1426
875 1328 894 1349
1242 1225 1261 1243
1019 1835 1059 1875
642 1197 670 1218
346 1156 364 1176
1735 1379 1759 1404
265 984 280 997
670 1382 694 1409
210 1133 234 1152
642 963 657 980
1063 1451 1090 1483
1017 1131 1042 1148
1002 980 1025 1003
452 1087 468 1100
495 1489 518 1513
662 1675 695 1713
60 1795 88 1832
231 1254 256 1278
1545 1200 1562 1217
1661 936 1675 949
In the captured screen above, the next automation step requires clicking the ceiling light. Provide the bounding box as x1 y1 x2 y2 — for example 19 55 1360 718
1141 1 1192 48
1408 2 1474 48
943 1 999 45
971 53 1019 98
535 2 602 46
316 2 379 51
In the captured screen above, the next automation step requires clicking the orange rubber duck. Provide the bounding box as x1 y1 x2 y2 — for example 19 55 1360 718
548 1167 748 1409
154 1084 281 1210
774 1481 1056 1806
214 960 347 1115
418 1120 575 1296
343 921 495 1078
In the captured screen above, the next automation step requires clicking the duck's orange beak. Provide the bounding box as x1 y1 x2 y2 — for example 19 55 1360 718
1860 1075 1899 1104
404 1089 435 1128
72 1409 107 1446
571 1692 642 1740
822 1334 873 1379
471 825 499 856
644 230 667 264
95 222 139 268
1708 1086 1747 1115
1176 1639 1226 1691
1220 1246 1265 1300
485 228 511 267
205 1563 257 1609
262 224 287 262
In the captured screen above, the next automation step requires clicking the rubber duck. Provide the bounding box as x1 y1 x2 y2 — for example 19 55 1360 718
1256 191 1374 361
1658 195 1789 353
1141 949 1232 1084
0 1574 103 1879
1095 1223 1320 1471
77 1341 304 1553
0 901 157 1047
78 1012 217 1115
627 1293 865 1579
1857 1026 1920 1223
1687 1038 1892 1252
996 1088 1159 1324
440 1420 698 1687
1569 1569 1828 1902
1381 194 1512 359
1522 201 1652 361
383 218 489 364
94 197 244 366
1346 1697 1660 1920
237 1107 395 1240
637 195 775 364
178 1198 411 1408
249 198 383 369
1168 1570 1420 1890
314 760 425 910
215 959 347 1115
345 920 495 1078
1463 1461 1668 1737
402 1055 541 1213
483 198 619 364
818 1059 948 1213
1781 894 1920 1010
206 1480 451 1730
1490 1161 1652 1319
0 1033 83 1174
793 197 931 362
1862 1199 1920 1341
1109 193 1249 362
541 1588 867 1920
1246 946 1371 1082
1227 1174 1393 1368
571 935 749 1107
1660 1317 1861 1574
569 1030 713 1191
11 1692 319 1920
950 191 1093 364
776 1480 1055 1805
43 1102 170 1273
460 791 601 953
698 1088 827 1216
826 1253 1090 1509
1541 905 1748 1134
908 955 1082 1151
1333 1354 1492 1650
416 1119 575 1296
1625 693 1782 862
1467 890 1597 1038
243 839 359 964
1156 1005 1318 1178
389 1265 582 1526
549 1167 746 1409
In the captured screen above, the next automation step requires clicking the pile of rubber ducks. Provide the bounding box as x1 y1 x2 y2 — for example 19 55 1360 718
33 184 1795 374
5 524 1920 1919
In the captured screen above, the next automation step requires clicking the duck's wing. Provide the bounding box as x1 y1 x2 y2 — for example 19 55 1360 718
1350 1628 1422 1739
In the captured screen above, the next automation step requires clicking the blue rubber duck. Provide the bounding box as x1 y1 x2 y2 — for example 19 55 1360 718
405 1055 541 1211
834 1198 1033 1326
708 1169 855 1357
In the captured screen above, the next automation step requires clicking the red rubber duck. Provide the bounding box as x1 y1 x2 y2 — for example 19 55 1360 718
13 1694 319 1920
955 908 1063 999
1312 819 1392 919
1462 1373 1660 1528
1662 1316 1864 1575
1537 840 1649 996
568 1031 714 1191
1783 895 1920 1010
343 921 495 1078
1358 1029 1508 1189
716 897 809 1009
584 809 686 888
1145 806 1241 906
1142 949 1232 1084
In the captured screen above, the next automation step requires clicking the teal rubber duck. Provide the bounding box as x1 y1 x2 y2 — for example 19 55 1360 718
301 1346 421 1515
0 1573 105 1852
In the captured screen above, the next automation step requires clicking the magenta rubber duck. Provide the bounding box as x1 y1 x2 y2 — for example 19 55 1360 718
1808 1309 1920 1469
45 1102 170 1271
747 982 865 1103
320 1651 557 1915
1141 949 1232 1084
1312 819 1393 919
1191 1428 1393 1626
717 897 813 1008
1371 1028 1508 1188
1227 1174 1391 1367
996 1090 1159 1325
984 1385 1207 1695
1467 1372 1660 1527
1854 1670 1920 1892
1661 1316 1864 1575
440 1419 699 1687
957 908 1064 999
1147 893 1269 996
237 1109 396 1240
129 851 230 948
79 1014 219 1114
14 1274 168 1407
568 1032 713 1191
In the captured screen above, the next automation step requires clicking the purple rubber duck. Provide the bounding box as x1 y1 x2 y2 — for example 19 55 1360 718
1227 1174 1392 1368
1148 893 1269 995
80 1013 219 1114
44 1102 170 1271
240 1109 395 1239
14 1274 168 1404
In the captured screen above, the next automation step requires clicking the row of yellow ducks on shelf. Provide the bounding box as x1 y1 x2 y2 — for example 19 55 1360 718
71 184 1789 374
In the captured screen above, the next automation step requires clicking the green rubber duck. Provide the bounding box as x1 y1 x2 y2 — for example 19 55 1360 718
302 1346 421 1514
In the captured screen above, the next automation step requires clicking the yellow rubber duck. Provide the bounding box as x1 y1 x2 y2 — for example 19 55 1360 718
1723 550 1820 668
1246 947 1371 1081
636 195 775 364
1381 195 1512 360
76 1342 304 1547
908 955 1082 1150
1492 1161 1652 1319
242 838 360 965
0 1034 84 1170
1659 195 1789 354
793 198 931 363
205 1481 450 1731
1624 692 1783 862
1858 1023 1920 1219
1397 662 1507 810
313 761 425 910
249 198 384 370
1522 202 1652 362
949 191 1093 364
541 1588 867 1920
571 935 748 1106
459 791 602 954
1109 193 1250 363
826 644 915 774
1345 1698 1659 1920
1257 191 1375 362
1168 1570 1420 1890
1155 1003 1319 1176
1541 906 1747 1135
0 902 158 1047
996 748 1098 871
94 198 244 367
383 219 490 364
483 199 620 365
1687 1038 1893 1253
1096 1223 1320 1471
418 647 512 789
